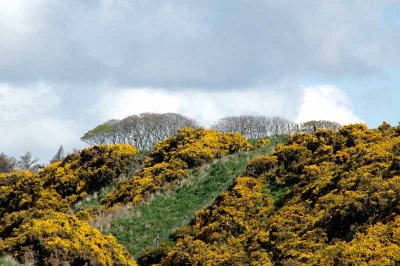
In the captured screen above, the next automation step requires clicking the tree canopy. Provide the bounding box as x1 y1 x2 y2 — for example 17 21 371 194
81 113 198 150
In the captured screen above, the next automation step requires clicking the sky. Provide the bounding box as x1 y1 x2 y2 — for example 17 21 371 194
0 0 399 162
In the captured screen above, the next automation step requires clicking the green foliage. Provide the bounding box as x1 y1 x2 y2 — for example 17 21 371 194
137 242 172 266
81 120 117 145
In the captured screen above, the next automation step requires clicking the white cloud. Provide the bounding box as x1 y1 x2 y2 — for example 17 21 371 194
94 85 304 126
0 83 84 162
94 88 184 119
95 85 361 127
296 85 361 124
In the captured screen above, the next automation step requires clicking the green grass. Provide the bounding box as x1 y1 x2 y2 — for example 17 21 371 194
0 256 32 266
102 140 283 258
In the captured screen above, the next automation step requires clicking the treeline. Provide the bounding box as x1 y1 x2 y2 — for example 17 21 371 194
0 146 65 173
212 116 340 138
81 113 198 150
81 112 341 148
0 151 41 173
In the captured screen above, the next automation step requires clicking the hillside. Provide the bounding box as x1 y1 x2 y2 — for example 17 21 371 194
96 141 280 258
1 123 400 265
0 128 258 265
150 123 400 265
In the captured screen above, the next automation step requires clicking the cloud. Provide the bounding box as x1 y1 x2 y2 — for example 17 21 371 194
0 1 399 87
296 85 362 124
0 83 84 162
92 83 332 126
95 84 361 127
0 1 109 83
0 1 392 161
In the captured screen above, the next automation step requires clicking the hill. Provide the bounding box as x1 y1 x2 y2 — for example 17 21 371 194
0 128 258 265
151 123 400 265
2 123 400 265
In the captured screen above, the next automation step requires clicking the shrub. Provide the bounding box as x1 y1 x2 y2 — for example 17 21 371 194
0 145 138 216
255 138 272 148
0 211 136 266
0 171 43 216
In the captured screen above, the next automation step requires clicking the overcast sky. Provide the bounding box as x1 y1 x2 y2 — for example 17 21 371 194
1 0 399 162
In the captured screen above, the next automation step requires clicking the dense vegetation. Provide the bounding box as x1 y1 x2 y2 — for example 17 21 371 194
102 128 251 207
82 112 340 150
0 144 139 265
0 128 254 265
150 123 400 265
101 140 280 259
2 122 399 265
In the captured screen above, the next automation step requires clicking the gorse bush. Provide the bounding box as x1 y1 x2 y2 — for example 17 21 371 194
0 144 138 216
0 171 41 217
0 144 139 265
255 137 272 148
103 128 251 207
0 210 136 266
154 123 400 265
40 144 138 202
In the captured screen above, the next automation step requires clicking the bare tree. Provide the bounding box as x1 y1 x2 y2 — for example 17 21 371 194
18 151 40 172
300 120 341 133
212 115 296 138
81 113 198 150
50 145 65 163
0 152 17 173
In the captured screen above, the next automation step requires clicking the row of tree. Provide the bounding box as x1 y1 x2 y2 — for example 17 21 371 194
212 116 341 138
0 151 40 173
81 112 341 149
0 146 65 173
81 113 198 150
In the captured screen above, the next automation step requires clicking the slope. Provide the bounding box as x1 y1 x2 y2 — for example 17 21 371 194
97 139 285 259
158 123 400 265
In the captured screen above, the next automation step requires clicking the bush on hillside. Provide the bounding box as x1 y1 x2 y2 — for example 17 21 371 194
156 123 400 265
103 128 251 207
0 144 138 216
255 137 272 148
0 211 136 266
